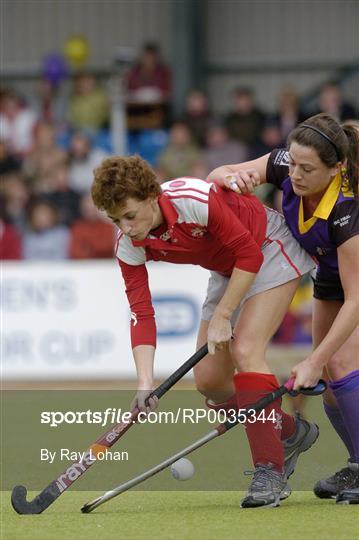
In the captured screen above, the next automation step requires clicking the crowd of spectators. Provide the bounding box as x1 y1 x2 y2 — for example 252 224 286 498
1 42 357 263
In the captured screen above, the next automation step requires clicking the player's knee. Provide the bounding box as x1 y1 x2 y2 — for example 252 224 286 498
231 338 265 371
195 377 233 402
195 378 220 398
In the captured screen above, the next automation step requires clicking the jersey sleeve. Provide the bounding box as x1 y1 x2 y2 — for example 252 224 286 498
116 233 156 349
329 199 359 247
266 148 290 189
207 188 264 273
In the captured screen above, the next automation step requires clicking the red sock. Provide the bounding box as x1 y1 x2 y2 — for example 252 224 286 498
281 411 295 440
234 372 285 472
204 384 296 439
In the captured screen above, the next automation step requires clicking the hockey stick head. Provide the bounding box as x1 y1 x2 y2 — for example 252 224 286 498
11 486 43 514
11 483 59 514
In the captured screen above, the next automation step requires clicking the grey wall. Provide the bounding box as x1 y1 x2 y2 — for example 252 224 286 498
207 0 358 64
205 0 359 111
2 0 358 112
1 0 172 70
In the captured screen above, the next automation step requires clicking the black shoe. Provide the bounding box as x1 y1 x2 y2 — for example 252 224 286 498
314 461 359 499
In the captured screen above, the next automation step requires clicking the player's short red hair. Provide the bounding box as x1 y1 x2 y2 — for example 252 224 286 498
92 155 161 213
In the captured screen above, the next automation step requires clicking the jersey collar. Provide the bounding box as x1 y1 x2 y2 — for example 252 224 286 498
158 193 178 228
131 194 178 247
299 173 341 234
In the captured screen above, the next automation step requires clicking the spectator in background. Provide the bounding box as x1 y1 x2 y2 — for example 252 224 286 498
69 193 115 259
68 74 109 133
224 87 266 147
275 87 306 142
68 131 108 195
0 195 22 260
125 43 172 130
249 119 283 159
316 83 357 121
23 121 67 193
0 172 30 234
45 164 81 226
183 89 212 147
30 78 67 127
202 121 248 177
23 199 69 260
0 89 37 157
156 121 203 181
125 42 171 105
0 141 21 175
248 120 284 206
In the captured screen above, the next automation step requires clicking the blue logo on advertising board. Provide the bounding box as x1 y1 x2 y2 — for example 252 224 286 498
153 296 199 338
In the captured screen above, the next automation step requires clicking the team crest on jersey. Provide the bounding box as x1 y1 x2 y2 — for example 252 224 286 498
274 412 282 431
191 226 206 238
316 247 328 256
160 230 172 241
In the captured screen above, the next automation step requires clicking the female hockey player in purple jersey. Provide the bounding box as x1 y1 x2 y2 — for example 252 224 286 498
208 113 359 503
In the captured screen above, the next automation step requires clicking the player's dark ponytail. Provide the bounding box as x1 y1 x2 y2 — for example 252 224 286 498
342 120 359 201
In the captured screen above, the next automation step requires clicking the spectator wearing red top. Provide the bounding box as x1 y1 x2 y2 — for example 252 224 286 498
125 43 172 130
125 43 171 104
69 193 115 259
0 196 22 259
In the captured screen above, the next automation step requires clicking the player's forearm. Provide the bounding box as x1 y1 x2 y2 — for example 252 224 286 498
133 345 156 387
312 299 359 366
207 155 270 184
214 267 257 319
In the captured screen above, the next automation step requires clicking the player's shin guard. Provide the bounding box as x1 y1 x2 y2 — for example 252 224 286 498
234 372 285 473
330 370 359 464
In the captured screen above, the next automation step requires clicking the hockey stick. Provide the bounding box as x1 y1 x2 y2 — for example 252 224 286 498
11 344 209 514
81 378 327 513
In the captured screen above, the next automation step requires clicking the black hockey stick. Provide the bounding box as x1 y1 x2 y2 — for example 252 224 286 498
11 344 209 514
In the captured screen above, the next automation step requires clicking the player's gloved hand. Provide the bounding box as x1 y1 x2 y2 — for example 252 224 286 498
290 356 325 391
223 169 261 194
207 313 232 355
131 388 159 414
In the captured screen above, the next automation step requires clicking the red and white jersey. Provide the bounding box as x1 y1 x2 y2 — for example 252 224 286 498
115 178 267 348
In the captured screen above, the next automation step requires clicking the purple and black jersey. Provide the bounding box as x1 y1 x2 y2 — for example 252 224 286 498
266 149 359 282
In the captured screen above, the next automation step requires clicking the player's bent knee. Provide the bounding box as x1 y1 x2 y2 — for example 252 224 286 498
195 379 221 396
195 378 234 401
230 339 266 371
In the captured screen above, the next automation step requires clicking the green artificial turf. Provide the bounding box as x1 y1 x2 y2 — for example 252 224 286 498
2 390 359 539
2 490 358 540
